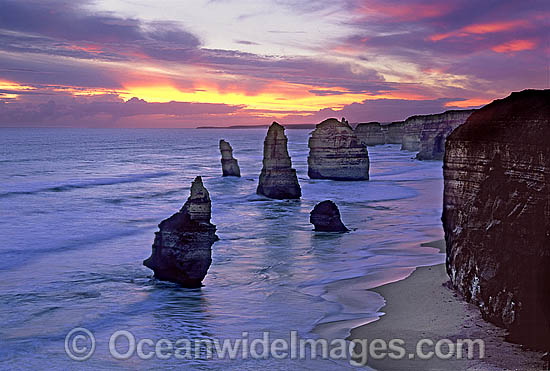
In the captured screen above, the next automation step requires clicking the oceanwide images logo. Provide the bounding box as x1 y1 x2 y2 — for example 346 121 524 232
64 328 485 365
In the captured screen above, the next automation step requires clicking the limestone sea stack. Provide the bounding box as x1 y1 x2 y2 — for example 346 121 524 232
310 200 348 232
219 139 241 177
308 118 369 180
143 176 219 287
257 122 301 199
443 89 550 348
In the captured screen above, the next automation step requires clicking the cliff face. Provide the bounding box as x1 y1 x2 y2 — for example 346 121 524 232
144 176 219 287
308 118 369 180
443 89 550 348
401 110 473 154
354 122 385 145
416 110 474 160
354 121 404 146
257 122 301 199
385 121 405 144
219 139 241 177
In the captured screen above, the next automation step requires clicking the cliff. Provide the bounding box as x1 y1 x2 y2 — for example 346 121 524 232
143 176 219 287
354 122 385 146
416 110 474 160
385 121 405 144
401 110 474 154
219 139 241 177
308 118 369 180
354 121 404 146
442 89 550 349
257 122 302 199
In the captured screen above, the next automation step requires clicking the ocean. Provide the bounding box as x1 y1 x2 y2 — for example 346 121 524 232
0 128 445 369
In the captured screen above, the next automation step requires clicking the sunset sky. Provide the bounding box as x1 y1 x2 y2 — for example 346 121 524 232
0 0 548 127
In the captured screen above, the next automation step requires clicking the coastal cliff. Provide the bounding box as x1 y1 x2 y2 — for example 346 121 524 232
416 110 474 160
257 122 301 199
442 89 550 348
354 122 385 146
144 176 219 287
402 110 473 154
308 118 369 180
354 121 404 146
219 139 241 177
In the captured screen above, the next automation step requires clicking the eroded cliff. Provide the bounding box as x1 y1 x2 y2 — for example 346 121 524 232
442 89 550 348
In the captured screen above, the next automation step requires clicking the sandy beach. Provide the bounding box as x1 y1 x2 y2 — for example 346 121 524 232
348 240 546 371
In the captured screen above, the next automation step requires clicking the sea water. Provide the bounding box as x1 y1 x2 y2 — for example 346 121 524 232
0 128 445 369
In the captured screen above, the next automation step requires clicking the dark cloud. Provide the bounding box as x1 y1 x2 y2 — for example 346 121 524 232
0 95 246 127
0 0 201 62
234 40 260 45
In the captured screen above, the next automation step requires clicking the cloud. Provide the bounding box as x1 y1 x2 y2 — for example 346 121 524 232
0 94 248 127
0 0 201 62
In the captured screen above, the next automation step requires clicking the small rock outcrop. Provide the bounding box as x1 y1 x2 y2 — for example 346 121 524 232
310 200 348 232
416 110 474 160
257 122 301 199
443 89 550 349
308 118 369 180
219 139 241 177
143 176 219 287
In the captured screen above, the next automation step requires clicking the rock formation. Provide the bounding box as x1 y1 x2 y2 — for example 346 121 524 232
219 139 241 177
442 89 550 349
385 121 405 144
257 122 301 199
354 121 405 146
308 118 369 180
416 110 474 160
401 110 473 153
354 122 385 146
310 200 348 232
143 176 219 287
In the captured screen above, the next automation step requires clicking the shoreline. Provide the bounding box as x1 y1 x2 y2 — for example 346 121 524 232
347 239 545 370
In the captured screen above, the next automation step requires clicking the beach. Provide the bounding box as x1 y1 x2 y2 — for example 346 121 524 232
348 240 546 370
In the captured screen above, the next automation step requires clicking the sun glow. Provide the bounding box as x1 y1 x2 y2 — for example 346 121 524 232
119 81 401 112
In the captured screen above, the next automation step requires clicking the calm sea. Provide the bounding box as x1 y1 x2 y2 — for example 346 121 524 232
0 128 444 369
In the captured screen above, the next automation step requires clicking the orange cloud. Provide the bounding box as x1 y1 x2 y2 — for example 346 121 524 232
492 39 536 53
119 79 410 113
0 80 36 99
430 20 528 41
357 1 453 21
445 98 490 108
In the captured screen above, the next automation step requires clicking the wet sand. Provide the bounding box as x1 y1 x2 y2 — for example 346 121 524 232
348 240 546 370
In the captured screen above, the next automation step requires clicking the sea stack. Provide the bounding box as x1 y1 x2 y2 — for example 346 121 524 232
310 200 348 232
219 139 241 177
308 118 369 180
257 122 301 199
443 89 550 348
143 176 219 288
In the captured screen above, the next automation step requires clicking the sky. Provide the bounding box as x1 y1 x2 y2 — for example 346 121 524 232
0 0 548 127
